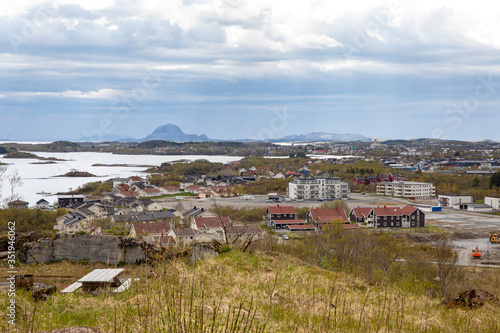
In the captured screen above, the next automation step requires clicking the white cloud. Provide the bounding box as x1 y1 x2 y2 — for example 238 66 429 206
2 89 123 100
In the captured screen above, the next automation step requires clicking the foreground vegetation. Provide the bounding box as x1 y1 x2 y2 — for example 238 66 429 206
1 228 499 332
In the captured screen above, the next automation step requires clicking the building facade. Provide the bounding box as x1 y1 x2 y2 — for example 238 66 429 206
376 181 435 198
288 177 349 200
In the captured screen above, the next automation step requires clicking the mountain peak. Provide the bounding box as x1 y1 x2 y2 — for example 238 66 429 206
142 124 212 142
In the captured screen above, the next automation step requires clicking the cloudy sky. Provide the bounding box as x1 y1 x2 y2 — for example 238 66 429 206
1 0 500 141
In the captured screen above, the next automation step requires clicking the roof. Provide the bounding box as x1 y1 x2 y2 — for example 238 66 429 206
172 228 200 237
350 207 372 218
194 216 231 229
134 222 171 235
287 224 315 230
467 203 493 209
36 198 50 204
162 186 179 191
273 219 305 224
400 206 424 215
267 205 296 215
309 208 348 223
371 206 403 216
142 188 160 193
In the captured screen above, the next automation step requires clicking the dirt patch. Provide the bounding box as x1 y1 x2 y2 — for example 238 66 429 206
442 289 499 308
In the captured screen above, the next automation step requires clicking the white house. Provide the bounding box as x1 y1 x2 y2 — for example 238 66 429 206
438 194 473 209
484 197 500 210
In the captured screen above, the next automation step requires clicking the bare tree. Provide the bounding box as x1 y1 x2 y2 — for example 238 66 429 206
434 238 463 298
8 170 23 201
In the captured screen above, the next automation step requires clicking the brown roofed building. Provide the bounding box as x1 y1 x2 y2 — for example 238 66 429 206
307 207 349 229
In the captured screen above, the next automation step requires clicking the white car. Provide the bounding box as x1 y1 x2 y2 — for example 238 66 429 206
282 234 289 240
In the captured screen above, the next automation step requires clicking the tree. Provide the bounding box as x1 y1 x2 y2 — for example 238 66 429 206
8 171 23 201
471 177 480 187
490 172 500 188
433 238 463 298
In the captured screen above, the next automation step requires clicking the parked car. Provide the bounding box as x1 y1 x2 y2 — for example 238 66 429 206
296 199 304 202
282 234 289 240
360 192 365 195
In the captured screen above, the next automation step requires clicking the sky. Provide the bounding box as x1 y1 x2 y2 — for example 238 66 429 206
1 0 500 142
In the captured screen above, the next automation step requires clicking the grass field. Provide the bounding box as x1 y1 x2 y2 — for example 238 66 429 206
1 250 499 332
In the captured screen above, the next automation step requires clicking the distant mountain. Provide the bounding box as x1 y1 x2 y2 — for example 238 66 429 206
141 124 213 142
77 134 135 142
275 132 370 142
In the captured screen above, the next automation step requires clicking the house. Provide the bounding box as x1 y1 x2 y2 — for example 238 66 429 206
349 207 372 223
377 174 391 182
365 176 379 184
266 205 296 227
8 200 29 209
131 222 171 238
307 207 349 229
183 207 218 218
367 205 425 228
167 227 207 246
484 196 500 210
110 177 130 187
352 176 367 185
184 185 206 194
35 198 53 210
197 191 213 199
57 195 85 208
160 186 180 195
138 188 161 197
191 216 232 233
179 179 195 189
438 194 473 209
389 173 403 181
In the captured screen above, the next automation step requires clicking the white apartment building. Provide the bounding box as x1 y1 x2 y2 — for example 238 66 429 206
288 177 349 200
376 181 435 198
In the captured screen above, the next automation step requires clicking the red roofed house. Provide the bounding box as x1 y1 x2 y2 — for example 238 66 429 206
184 185 206 194
266 205 296 227
139 188 161 197
191 216 232 233
307 207 349 229
349 207 373 223
367 205 425 228
129 176 145 183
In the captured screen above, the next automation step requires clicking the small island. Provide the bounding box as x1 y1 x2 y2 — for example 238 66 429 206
57 170 97 177
3 151 39 159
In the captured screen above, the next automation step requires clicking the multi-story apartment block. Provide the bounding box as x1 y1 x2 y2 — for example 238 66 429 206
288 177 349 200
376 181 435 198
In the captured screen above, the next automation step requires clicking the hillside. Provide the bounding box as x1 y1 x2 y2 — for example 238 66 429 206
3 248 499 332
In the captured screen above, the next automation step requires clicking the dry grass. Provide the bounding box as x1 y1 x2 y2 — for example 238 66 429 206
0 252 499 332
